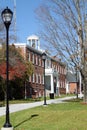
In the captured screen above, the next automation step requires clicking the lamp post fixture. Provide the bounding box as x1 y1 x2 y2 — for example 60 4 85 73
1 7 13 130
42 52 47 105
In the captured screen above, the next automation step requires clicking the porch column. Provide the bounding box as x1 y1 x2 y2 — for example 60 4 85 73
51 74 54 93
56 76 60 96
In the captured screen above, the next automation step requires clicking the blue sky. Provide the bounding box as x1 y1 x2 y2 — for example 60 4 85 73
0 0 43 43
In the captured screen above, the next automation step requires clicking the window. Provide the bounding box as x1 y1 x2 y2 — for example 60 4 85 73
59 66 60 73
38 75 40 83
29 40 31 46
36 56 38 65
60 67 62 74
38 74 41 84
32 74 35 83
39 57 41 66
35 55 36 64
36 74 38 83
40 75 41 84
28 52 31 61
41 75 43 84
32 53 34 64
32 39 35 48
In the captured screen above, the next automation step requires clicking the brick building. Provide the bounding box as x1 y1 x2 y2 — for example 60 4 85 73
66 71 77 94
14 35 66 98
66 70 83 96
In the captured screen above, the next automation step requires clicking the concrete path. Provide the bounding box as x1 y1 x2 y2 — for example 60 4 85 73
0 96 77 117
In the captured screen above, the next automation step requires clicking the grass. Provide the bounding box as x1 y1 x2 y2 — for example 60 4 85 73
0 98 42 106
0 99 87 130
0 94 76 106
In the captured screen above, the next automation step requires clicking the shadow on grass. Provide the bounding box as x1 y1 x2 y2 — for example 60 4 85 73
14 114 39 128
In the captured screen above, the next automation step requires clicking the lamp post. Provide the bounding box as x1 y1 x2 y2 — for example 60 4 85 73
42 52 47 105
1 7 13 130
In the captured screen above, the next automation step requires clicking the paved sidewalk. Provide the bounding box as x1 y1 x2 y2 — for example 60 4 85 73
0 96 76 117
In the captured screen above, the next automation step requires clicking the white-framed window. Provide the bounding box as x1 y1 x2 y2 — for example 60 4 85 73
32 53 34 64
40 75 41 84
59 66 60 73
61 67 63 74
39 57 41 66
32 73 35 83
38 75 40 83
28 52 31 61
36 56 38 65
35 55 36 64
38 74 41 84
41 75 43 84
62 81 64 88
60 67 62 74
36 74 38 83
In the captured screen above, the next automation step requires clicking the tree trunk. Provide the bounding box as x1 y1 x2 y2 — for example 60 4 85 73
83 77 87 103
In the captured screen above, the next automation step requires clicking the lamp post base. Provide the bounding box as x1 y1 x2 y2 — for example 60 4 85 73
1 127 13 130
43 103 47 106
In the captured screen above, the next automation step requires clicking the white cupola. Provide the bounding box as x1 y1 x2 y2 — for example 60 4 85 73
27 35 40 50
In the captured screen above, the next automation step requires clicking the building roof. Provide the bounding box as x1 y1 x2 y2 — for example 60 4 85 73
13 43 26 47
27 44 66 67
26 44 43 55
13 35 66 68
27 35 39 40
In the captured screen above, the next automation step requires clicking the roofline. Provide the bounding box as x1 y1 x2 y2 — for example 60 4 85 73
26 45 66 67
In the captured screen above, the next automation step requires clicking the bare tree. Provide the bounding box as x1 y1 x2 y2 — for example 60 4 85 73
36 0 87 103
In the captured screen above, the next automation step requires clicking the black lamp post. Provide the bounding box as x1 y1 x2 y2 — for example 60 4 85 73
42 52 47 105
1 7 13 129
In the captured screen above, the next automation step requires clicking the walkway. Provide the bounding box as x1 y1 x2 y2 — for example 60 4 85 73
0 96 77 117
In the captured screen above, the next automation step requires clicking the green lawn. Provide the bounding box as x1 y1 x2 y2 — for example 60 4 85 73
0 100 87 130
0 94 76 106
